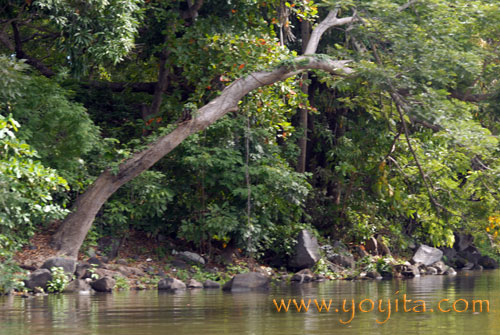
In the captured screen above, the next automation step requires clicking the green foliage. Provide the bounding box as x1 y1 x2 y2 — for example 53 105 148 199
0 234 26 294
81 228 100 257
114 276 130 290
169 114 310 256
226 261 249 276
46 267 71 293
95 170 174 237
0 56 28 104
174 269 190 283
133 275 161 290
88 264 100 280
0 260 25 294
4 0 500 261
0 57 101 188
473 231 500 264
190 265 222 283
36 0 143 75
304 0 500 248
0 114 69 248
313 258 341 279
375 257 393 275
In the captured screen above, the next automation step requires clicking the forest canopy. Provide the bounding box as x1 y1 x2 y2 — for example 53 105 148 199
1 0 500 262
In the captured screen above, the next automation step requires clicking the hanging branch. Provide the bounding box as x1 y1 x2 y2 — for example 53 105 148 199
394 102 444 213
382 128 402 163
367 40 446 214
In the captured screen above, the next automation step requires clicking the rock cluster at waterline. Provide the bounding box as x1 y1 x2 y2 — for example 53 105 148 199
14 231 500 297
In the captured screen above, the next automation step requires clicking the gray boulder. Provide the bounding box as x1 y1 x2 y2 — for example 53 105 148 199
75 263 90 279
24 269 52 290
41 257 76 274
90 277 116 292
479 256 499 269
445 267 457 275
113 265 144 277
178 251 205 265
462 262 475 270
187 279 203 288
379 269 393 279
366 271 382 280
453 256 469 269
395 263 420 278
87 257 104 268
289 230 320 270
83 268 121 280
116 259 128 266
454 233 474 252
158 278 186 291
64 279 91 293
171 259 189 269
431 261 448 274
291 269 314 283
406 264 421 277
426 267 438 275
203 279 221 289
222 272 270 292
320 242 348 259
314 274 326 281
458 250 482 265
441 247 457 263
327 261 344 273
412 245 443 266
329 254 355 269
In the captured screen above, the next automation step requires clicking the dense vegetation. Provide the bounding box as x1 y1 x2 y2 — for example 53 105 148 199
2 0 500 267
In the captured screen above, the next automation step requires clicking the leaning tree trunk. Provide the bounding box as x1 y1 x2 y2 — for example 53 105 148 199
52 10 356 257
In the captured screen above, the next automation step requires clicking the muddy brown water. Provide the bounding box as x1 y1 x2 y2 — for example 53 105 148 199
1 270 499 335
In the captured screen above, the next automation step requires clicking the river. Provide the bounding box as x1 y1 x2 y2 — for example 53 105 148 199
1 270 499 335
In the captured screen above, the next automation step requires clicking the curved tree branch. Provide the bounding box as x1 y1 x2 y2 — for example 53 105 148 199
398 0 419 12
52 56 352 257
52 9 356 257
11 21 55 77
304 9 357 55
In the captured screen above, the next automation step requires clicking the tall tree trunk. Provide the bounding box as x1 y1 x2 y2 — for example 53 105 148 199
297 20 311 173
142 50 170 136
51 11 356 258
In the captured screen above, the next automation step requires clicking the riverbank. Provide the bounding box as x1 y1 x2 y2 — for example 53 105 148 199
2 270 498 335
7 229 500 296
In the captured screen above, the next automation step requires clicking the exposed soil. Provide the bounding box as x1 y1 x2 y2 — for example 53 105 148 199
13 229 266 291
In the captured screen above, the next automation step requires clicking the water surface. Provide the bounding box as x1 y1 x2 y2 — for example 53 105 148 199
1 270 499 335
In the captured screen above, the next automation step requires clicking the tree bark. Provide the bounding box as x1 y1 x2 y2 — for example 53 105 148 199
297 20 311 173
296 9 356 172
51 11 355 258
142 50 171 136
11 22 55 77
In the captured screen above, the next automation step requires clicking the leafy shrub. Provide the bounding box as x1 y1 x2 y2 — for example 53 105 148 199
0 261 25 294
46 267 71 293
88 264 100 280
114 276 130 290
0 114 69 250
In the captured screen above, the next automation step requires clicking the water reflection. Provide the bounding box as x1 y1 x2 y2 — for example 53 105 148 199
0 271 499 335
